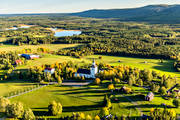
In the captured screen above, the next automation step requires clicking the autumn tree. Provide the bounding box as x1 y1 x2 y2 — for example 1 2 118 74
6 102 24 118
95 78 101 85
48 101 62 116
99 107 109 117
22 108 35 120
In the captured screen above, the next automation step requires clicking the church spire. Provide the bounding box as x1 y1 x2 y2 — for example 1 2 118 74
92 59 96 68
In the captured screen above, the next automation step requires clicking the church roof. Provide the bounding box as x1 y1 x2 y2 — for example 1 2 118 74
77 69 91 74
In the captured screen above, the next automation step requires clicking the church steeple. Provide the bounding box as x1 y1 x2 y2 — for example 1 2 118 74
90 59 98 77
92 59 96 68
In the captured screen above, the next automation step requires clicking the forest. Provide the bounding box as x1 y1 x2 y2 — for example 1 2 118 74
0 16 179 60
0 15 179 120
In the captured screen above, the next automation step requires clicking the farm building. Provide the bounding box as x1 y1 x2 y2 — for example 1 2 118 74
44 68 55 74
75 60 98 79
19 54 40 60
15 60 22 65
145 92 154 101
30 55 40 59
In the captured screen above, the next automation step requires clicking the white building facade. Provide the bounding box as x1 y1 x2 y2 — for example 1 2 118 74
75 60 98 79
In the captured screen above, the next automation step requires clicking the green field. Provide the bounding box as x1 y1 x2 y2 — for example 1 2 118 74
16 54 180 79
0 44 80 52
0 44 179 118
86 55 180 79
10 83 180 118
11 85 140 118
0 80 36 97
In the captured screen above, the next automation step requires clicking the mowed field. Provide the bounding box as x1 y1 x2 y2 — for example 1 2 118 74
10 83 180 118
0 44 80 52
0 80 36 97
11 85 140 118
17 54 179 79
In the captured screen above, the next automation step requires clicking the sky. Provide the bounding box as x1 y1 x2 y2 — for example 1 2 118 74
0 0 179 14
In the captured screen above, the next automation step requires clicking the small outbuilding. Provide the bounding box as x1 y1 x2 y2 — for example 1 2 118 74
19 54 40 60
145 92 154 101
44 68 55 74
21 54 31 59
15 60 22 65
30 55 40 59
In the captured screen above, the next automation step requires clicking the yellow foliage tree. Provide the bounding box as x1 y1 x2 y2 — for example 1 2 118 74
95 78 101 85
108 84 114 90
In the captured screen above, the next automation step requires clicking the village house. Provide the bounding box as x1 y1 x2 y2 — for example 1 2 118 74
15 60 22 65
145 92 154 101
19 54 40 60
44 68 55 74
75 60 98 79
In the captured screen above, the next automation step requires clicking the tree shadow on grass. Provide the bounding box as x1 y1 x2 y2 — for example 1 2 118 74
78 94 105 97
60 89 108 95
152 61 177 73
63 104 102 113
32 107 48 116
112 95 145 103
126 104 168 109
50 87 87 93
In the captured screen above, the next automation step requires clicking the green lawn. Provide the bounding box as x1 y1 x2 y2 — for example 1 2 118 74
122 85 180 115
10 83 179 118
85 55 180 79
11 85 140 118
0 44 80 52
17 54 179 79
0 80 36 97
0 45 179 118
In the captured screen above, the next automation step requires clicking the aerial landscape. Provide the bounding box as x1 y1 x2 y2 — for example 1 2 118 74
0 0 179 120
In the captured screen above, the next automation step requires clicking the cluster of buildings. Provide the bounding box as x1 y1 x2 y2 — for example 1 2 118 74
75 60 98 79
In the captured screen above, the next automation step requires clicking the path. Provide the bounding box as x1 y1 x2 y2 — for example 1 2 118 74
62 82 91 86
122 95 143 116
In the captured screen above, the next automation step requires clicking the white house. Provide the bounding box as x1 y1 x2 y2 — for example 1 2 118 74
75 60 98 79
44 68 55 74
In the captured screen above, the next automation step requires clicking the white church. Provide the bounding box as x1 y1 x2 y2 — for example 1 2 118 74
75 60 98 79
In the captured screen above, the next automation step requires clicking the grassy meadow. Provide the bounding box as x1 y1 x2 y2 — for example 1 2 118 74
16 54 179 79
0 44 80 52
11 85 140 118
10 82 180 118
0 44 179 118
0 80 36 97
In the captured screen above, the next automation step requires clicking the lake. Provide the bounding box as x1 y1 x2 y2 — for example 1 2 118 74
5 25 31 30
51 28 82 37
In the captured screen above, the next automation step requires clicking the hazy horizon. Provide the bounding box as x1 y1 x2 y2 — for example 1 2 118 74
0 0 179 14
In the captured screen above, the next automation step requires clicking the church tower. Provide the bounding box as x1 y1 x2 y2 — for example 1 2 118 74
90 59 98 78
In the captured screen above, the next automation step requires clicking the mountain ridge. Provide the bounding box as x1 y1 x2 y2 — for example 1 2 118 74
70 4 180 23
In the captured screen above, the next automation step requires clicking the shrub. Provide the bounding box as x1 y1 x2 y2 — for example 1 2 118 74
124 87 132 94
108 84 114 90
79 112 85 119
114 78 120 84
95 78 101 85
99 107 109 117
86 114 92 120
173 99 179 108
159 86 166 95
94 115 101 120
48 101 63 116
150 108 176 120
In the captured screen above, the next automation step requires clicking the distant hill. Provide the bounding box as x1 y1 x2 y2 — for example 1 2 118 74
70 4 180 23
